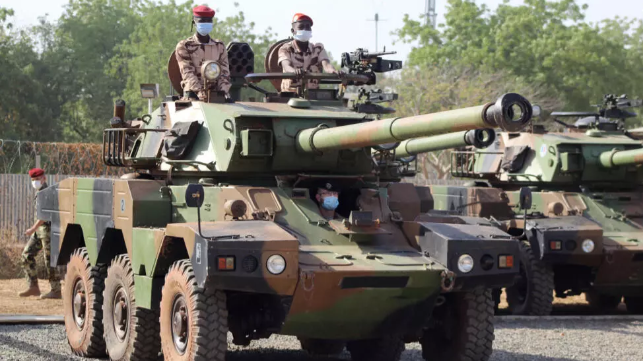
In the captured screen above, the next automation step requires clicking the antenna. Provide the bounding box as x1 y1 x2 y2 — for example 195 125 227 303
367 13 387 52
425 0 437 28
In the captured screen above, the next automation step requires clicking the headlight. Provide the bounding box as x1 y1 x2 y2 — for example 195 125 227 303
457 254 474 273
582 239 595 253
202 61 221 81
266 255 286 275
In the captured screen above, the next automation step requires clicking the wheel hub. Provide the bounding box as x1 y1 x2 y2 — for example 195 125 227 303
112 287 129 341
72 279 87 329
171 295 189 354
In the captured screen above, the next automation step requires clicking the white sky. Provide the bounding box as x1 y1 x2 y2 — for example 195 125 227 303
2 0 642 62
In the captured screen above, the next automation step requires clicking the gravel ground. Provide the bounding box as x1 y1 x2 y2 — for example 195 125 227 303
1 319 643 361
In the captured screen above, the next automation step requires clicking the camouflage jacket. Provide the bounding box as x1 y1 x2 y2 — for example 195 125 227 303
175 34 231 99
278 40 330 92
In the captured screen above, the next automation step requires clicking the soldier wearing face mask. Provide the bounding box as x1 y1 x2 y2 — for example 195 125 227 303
278 13 342 92
175 5 231 101
19 168 61 299
315 182 342 220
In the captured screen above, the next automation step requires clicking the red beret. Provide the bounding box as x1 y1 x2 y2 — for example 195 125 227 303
193 5 215 18
292 13 313 25
29 168 44 178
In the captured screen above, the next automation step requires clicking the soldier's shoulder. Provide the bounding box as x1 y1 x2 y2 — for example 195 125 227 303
311 42 326 50
176 37 196 49
280 41 296 52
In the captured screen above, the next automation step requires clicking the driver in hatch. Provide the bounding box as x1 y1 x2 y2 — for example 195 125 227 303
278 13 341 92
315 182 343 220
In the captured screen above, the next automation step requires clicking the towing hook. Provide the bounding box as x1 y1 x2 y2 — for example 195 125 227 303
440 270 456 292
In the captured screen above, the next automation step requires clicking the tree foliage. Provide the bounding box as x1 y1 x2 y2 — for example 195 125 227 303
395 0 643 113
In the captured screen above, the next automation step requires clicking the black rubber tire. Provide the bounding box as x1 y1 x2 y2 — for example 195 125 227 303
160 260 228 361
585 290 622 313
63 247 107 357
506 241 554 315
102 254 160 361
624 296 643 314
299 338 345 356
347 337 404 361
420 288 494 361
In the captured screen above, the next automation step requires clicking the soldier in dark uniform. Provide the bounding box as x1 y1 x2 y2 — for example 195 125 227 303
19 168 61 299
175 5 231 101
278 13 342 92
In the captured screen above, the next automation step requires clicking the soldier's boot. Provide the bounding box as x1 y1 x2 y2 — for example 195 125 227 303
40 289 62 299
18 283 40 297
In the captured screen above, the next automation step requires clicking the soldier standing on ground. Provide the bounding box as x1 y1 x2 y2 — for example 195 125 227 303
19 168 61 299
278 13 342 92
175 5 231 101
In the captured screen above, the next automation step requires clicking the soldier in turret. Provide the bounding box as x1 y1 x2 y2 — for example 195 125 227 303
175 5 231 101
278 13 342 92
314 182 342 220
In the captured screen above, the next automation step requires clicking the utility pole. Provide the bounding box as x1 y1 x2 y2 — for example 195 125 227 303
367 13 386 51
425 0 437 28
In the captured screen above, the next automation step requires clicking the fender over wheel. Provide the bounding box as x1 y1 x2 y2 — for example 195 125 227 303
63 247 107 357
102 254 160 361
160 260 228 361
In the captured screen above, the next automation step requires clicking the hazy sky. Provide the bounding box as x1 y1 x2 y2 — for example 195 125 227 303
3 0 642 62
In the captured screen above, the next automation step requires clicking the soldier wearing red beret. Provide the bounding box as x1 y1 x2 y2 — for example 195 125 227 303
19 168 61 299
175 5 232 101
278 13 342 93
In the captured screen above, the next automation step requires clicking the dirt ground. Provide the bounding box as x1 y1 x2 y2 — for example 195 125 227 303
0 279 64 315
0 278 628 316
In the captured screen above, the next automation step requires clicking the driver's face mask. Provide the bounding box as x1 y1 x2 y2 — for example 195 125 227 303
321 195 339 211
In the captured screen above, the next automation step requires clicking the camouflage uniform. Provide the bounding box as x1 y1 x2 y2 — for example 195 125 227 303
278 40 330 92
175 34 231 100
21 183 61 291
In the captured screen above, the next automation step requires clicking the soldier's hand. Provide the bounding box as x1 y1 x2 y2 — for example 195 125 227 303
24 227 36 236
336 70 346 79
184 90 199 100
294 68 307 77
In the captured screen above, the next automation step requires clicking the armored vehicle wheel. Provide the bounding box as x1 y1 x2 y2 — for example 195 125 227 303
506 241 554 315
299 338 345 356
63 247 107 357
102 255 160 361
420 288 494 361
624 296 643 314
160 260 228 361
586 290 622 313
346 337 404 361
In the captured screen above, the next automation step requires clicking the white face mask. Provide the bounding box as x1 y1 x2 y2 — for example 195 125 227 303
32 180 42 190
293 30 312 42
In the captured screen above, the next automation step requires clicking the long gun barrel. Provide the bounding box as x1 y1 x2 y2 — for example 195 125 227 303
295 93 532 153
394 129 496 158
599 148 643 168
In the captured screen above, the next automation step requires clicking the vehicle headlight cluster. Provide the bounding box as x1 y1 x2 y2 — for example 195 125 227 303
457 254 474 273
582 239 595 253
266 254 286 275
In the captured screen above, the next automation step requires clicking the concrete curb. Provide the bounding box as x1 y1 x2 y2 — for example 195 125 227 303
0 315 64 324
496 315 643 322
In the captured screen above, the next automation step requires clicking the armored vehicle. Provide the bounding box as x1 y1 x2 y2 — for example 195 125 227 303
37 41 532 361
427 94 643 315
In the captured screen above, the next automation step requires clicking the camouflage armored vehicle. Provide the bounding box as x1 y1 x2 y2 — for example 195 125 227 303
426 94 643 315
37 41 532 361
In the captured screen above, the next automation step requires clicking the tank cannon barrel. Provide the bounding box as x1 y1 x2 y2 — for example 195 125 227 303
295 93 532 153
599 147 643 168
394 129 496 158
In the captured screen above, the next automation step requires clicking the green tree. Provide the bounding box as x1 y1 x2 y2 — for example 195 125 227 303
395 0 643 113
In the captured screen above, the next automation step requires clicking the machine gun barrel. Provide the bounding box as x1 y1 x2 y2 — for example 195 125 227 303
296 93 531 153
599 147 643 168
394 129 496 158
